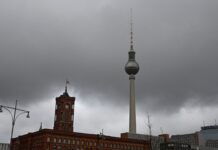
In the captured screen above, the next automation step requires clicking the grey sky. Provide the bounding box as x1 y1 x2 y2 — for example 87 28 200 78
0 0 218 143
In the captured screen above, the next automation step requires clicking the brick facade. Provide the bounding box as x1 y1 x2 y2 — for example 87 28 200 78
12 129 150 150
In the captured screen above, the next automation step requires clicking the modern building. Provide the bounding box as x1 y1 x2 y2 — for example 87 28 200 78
121 133 165 150
171 125 218 150
171 132 199 150
205 140 218 148
0 143 10 150
11 88 150 150
198 125 218 150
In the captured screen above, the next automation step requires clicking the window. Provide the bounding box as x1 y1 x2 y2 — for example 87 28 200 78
121 144 123 149
89 142 92 146
72 140 75 144
47 137 50 142
104 143 107 147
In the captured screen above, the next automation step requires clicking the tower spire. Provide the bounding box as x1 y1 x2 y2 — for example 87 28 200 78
130 8 134 51
65 79 70 93
39 122 42 131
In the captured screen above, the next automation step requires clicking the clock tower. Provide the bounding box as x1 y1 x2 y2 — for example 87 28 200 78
54 81 75 132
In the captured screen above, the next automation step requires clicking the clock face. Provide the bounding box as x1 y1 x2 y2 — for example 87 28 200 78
65 104 69 109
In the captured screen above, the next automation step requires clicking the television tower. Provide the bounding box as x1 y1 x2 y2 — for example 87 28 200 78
125 10 140 134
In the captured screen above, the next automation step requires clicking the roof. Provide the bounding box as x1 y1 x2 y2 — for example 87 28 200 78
13 129 149 144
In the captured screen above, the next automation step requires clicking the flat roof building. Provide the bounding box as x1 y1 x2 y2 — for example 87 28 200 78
171 133 198 150
12 129 149 150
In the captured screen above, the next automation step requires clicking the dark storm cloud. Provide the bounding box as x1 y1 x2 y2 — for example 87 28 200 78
0 0 218 114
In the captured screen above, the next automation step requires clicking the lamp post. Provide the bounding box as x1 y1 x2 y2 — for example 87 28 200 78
97 130 105 150
0 100 30 149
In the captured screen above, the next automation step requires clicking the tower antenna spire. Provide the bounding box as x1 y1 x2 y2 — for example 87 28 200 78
130 8 134 51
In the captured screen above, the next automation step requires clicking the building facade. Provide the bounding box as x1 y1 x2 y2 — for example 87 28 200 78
206 140 218 148
198 125 218 150
160 142 191 150
121 133 164 150
171 133 199 150
171 125 218 150
0 143 10 150
12 129 149 150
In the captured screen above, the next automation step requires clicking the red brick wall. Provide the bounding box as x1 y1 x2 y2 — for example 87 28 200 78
12 130 151 150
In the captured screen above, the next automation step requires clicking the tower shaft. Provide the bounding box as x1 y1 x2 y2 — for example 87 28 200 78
129 75 136 133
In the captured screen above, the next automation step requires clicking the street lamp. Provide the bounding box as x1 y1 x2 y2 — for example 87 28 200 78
97 129 105 150
0 100 30 150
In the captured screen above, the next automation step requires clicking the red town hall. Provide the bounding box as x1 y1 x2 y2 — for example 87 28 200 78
11 88 150 150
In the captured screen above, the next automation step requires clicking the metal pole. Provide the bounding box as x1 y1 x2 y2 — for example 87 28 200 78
10 100 17 141
10 100 17 150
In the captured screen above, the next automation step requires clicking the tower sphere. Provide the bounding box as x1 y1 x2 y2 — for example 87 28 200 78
125 60 139 75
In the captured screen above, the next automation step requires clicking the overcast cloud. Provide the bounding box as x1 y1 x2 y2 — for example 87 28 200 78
0 0 218 143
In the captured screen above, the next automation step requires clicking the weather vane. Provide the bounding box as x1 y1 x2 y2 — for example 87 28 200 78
65 79 70 93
